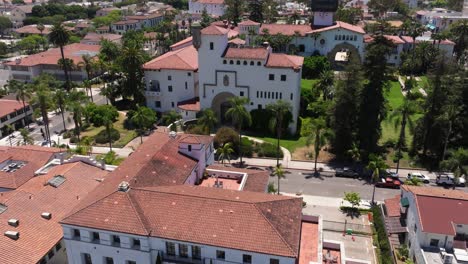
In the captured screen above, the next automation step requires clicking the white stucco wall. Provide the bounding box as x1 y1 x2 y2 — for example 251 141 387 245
189 0 226 16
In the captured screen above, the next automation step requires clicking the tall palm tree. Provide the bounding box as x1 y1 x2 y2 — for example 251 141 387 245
390 98 418 173
162 110 182 130
366 154 389 204
66 89 89 141
32 83 52 144
53 89 68 132
437 104 461 162
78 54 96 102
301 117 331 174
316 70 334 101
225 97 252 167
19 128 33 145
449 19 468 61
266 100 292 167
131 105 156 143
217 143 234 165
6 80 31 128
5 124 14 146
197 109 218 134
49 23 71 91
273 165 286 195
36 23 46 50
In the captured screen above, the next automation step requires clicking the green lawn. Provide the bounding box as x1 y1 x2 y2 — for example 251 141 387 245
81 112 137 148
251 135 309 153
301 79 318 91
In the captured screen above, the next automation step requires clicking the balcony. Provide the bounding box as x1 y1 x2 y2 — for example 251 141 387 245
145 90 161 97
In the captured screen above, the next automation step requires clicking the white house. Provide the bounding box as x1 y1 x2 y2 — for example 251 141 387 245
110 13 164 35
0 99 33 138
188 0 226 17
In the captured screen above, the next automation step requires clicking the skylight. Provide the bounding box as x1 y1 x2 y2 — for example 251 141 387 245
48 175 66 188
0 204 7 214
0 160 27 173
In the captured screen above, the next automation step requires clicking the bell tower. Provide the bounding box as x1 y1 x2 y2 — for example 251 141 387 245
311 0 339 27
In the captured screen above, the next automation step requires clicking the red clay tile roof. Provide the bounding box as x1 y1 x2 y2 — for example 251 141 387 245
0 162 108 264
309 21 366 34
224 47 268 60
126 13 164 20
177 97 200 111
143 45 198 71
170 36 193 50
364 35 404 44
0 99 28 118
239 19 260 26
14 24 51 35
112 19 139 25
260 24 311 36
201 24 230 35
207 165 269 192
403 186 468 235
228 37 246 45
81 33 122 43
63 185 303 257
299 221 319 264
5 43 100 67
266 53 304 70
0 146 63 189
384 195 401 217
401 36 414 43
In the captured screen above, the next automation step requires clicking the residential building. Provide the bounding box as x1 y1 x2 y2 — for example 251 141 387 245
0 99 33 138
14 24 52 37
416 7 468 32
5 5 34 28
0 150 110 263
5 43 101 82
80 33 122 45
59 130 333 264
111 13 164 35
96 7 119 17
383 186 468 264
188 0 226 17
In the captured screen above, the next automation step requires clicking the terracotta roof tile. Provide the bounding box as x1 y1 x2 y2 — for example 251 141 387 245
384 195 401 217
201 25 230 35
239 19 260 26
260 24 311 36
364 34 404 44
170 36 193 50
81 33 122 43
207 165 269 192
0 99 28 118
194 0 224 3
0 162 108 264
14 24 51 35
177 97 200 111
228 37 246 45
112 19 139 25
224 47 268 60
309 21 365 34
143 45 198 71
266 53 304 70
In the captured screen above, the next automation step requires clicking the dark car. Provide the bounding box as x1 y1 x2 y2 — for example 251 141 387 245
375 177 402 189
335 167 359 178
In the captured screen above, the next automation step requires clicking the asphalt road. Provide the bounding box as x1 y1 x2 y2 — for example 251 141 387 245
269 169 467 201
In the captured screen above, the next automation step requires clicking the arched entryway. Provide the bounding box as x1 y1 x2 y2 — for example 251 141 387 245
211 92 235 124
327 43 361 69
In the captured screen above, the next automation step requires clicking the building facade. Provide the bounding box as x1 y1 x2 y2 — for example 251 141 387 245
0 99 33 138
188 0 226 17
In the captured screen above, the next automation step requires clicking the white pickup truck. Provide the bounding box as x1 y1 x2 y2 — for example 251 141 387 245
436 173 466 187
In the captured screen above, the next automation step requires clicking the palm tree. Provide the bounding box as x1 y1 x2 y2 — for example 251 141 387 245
19 128 33 145
366 154 389 204
83 79 93 102
53 89 68 132
197 109 218 134
266 100 292 167
32 83 52 144
225 97 252 167
78 54 95 102
316 70 334 101
66 89 89 141
49 23 71 91
5 124 14 146
390 98 418 173
6 80 31 128
217 143 234 164
131 105 156 143
162 110 182 131
346 142 361 167
273 165 286 195
449 19 468 61
437 104 461 162
301 117 331 174
440 148 468 177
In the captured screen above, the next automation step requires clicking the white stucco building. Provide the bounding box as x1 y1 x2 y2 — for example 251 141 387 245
0 99 33 138
188 0 226 17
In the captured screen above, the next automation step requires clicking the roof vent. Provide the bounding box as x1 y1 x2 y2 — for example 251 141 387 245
48 175 66 188
8 219 19 227
4 231 19 240
0 204 7 214
41 212 52 220
169 131 177 139
118 181 130 192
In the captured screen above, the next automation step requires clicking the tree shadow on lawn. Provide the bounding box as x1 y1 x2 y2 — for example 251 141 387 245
303 171 325 180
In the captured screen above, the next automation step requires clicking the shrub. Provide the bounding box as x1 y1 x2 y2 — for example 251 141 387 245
62 130 73 139
186 125 208 135
372 206 392 264
241 137 254 157
69 136 78 143
250 109 274 135
256 142 283 158
214 127 239 149
94 128 120 144
302 55 331 79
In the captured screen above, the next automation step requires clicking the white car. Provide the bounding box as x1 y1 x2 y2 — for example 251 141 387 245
407 172 431 184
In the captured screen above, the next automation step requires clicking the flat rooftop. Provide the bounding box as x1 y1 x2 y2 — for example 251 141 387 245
299 220 319 264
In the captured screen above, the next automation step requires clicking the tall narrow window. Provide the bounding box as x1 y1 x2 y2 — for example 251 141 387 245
179 244 188 258
192 245 201 260
166 242 176 256
210 42 214 50
188 145 192 152
290 93 293 100
83 253 92 264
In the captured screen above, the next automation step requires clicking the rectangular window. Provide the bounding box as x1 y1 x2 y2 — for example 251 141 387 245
280 93 282 99
104 257 114 264
132 238 141 249
83 253 92 264
258 104 262 110
0 116 7 122
112 235 120 247
55 242 62 251
216 250 225 260
185 82 188 89
430 239 439 247
179 244 188 258
168 75 172 80
260 91 263 98
290 93 293 100
166 242 176 256
48 250 54 259
188 145 192 151
270 259 280 264
243 254 252 263
275 92 278 99
210 42 214 50
126 261 136 264
40 258 46 264
168 85 173 92
10 112 16 118
187 72 191 76
192 245 201 260
256 91 259 98
414 224 417 233
92 232 100 242
281 75 287 81
73 229 81 239
155 101 161 108
171 102 175 107
240 91 244 97
269 74 275 80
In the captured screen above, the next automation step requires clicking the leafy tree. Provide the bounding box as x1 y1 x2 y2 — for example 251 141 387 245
52 89 68 132
87 104 119 150
449 20 468 63
267 182 277 194
266 100 292 167
225 96 252 166
130 105 156 143
197 109 218 134
404 177 422 186
316 70 334 101
248 0 263 22
217 142 234 164
440 148 468 176
301 117 332 174
343 192 361 209
92 10 122 27
17 35 47 54
302 56 331 79
200 8 212 28
437 103 462 161
331 63 362 159
49 23 71 91
335 7 362 25
262 0 278 23
272 165 285 194
0 17 12 37
19 128 33 145
67 89 89 141
162 110 182 128
390 98 418 172
358 35 393 156
0 42 7 56
224 0 245 26
78 54 96 101
6 80 32 128
36 23 45 35
366 154 389 204
5 125 14 146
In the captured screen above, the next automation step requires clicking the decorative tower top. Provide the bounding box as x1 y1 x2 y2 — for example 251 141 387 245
311 0 339 28
191 22 202 50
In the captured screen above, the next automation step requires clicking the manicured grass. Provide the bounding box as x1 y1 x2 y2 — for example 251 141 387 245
301 79 318 91
80 112 137 148
251 135 309 153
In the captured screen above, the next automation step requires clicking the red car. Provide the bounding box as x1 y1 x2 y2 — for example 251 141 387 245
375 177 402 189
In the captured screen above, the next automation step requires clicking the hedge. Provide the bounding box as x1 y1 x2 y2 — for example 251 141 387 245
255 142 283 158
371 206 393 264
95 128 120 144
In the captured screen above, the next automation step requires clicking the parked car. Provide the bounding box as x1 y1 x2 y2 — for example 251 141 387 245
385 170 399 178
436 173 466 187
375 177 402 188
407 172 431 184
335 167 359 178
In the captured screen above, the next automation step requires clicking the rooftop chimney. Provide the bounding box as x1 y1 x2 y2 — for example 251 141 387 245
4 231 19 240
118 181 130 192
191 22 202 50
41 212 52 220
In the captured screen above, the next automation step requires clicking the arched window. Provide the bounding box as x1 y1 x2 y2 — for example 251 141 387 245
223 60 227 64
257 61 261 66
229 60 233 64
250 61 254 65
236 60 240 65
243 61 247 65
